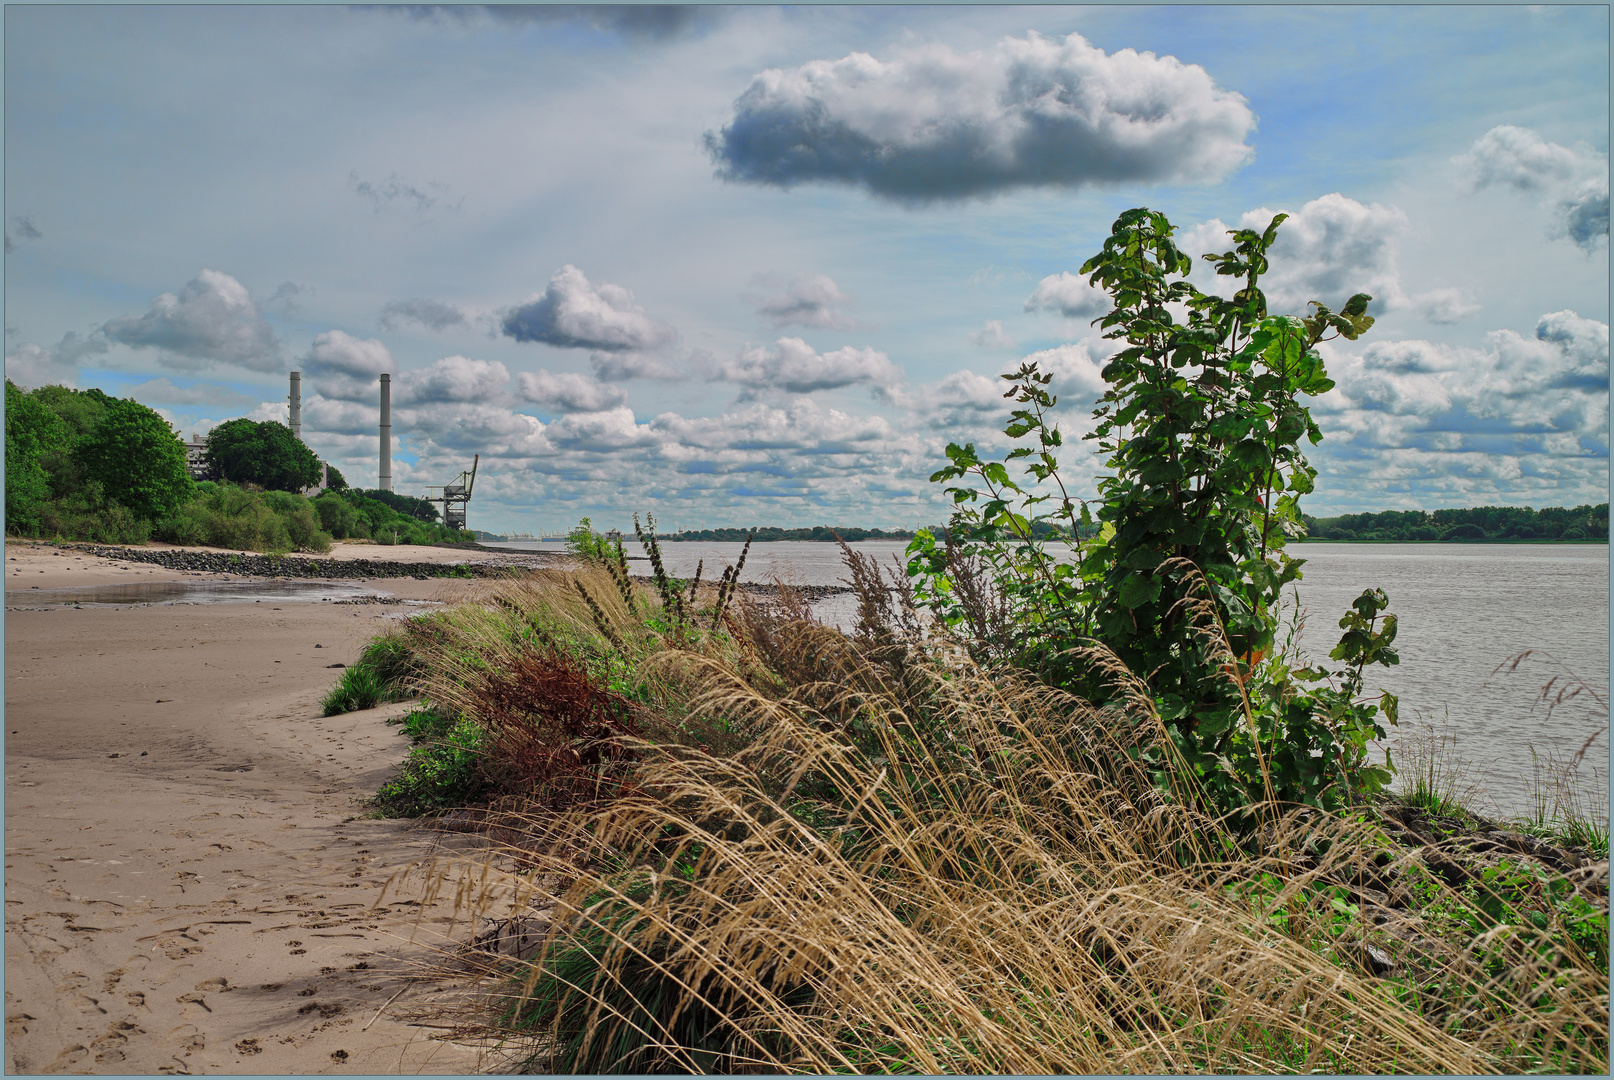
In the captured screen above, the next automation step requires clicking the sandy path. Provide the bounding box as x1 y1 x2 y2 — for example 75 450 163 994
4 547 502 1074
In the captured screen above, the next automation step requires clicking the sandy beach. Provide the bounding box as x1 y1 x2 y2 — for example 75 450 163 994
4 541 523 1075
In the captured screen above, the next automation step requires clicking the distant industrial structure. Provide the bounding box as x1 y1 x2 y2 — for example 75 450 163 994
181 371 481 529
378 373 392 492
423 454 478 531
289 370 302 440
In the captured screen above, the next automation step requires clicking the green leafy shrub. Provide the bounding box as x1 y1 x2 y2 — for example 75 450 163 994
375 716 485 815
36 483 153 544
565 516 616 564
154 481 332 553
909 207 1399 813
312 491 364 539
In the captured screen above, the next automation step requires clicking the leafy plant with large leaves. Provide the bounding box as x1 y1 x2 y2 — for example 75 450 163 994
909 207 1399 813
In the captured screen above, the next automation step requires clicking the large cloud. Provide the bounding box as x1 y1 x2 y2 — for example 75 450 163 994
751 274 855 330
516 369 629 413
1180 194 1413 315
705 31 1255 203
100 269 281 372
1455 126 1609 251
501 265 675 354
715 337 902 396
300 329 394 401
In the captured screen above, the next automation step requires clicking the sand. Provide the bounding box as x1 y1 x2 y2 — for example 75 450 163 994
4 541 513 1074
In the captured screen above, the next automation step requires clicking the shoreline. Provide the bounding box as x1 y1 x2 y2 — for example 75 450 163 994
3 543 495 1074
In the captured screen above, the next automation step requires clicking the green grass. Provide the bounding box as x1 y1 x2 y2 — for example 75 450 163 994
320 664 384 716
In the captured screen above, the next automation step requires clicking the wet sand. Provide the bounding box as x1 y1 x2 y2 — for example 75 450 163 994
4 542 498 1074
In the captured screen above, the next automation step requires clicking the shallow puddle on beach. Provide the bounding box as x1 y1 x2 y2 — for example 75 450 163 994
6 579 382 608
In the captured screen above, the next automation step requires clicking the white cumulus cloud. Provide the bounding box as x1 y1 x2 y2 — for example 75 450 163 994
396 355 509 406
501 265 675 353
1455 126 1609 251
705 31 1255 203
100 269 281 372
301 329 394 402
1180 194 1412 314
515 369 629 413
752 273 856 330
715 337 902 396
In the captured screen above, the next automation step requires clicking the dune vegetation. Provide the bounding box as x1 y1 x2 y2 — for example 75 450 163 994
341 209 1606 1074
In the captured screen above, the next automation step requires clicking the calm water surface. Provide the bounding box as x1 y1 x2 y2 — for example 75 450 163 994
491 539 1611 817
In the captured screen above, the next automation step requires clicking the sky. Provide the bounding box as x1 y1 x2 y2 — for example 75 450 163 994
4 4 1608 535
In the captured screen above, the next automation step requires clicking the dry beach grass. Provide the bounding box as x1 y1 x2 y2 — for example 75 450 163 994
370 566 1608 1074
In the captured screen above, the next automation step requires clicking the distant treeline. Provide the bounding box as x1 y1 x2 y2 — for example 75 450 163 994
669 525 917 543
664 520 1090 543
1300 504 1608 542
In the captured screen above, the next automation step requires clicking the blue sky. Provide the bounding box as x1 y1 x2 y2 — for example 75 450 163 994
5 4 1608 533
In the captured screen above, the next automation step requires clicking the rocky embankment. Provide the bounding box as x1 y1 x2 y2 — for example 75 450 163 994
69 543 539 581
63 543 855 597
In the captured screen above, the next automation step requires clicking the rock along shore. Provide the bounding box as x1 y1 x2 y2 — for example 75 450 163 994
67 543 541 581
59 543 855 597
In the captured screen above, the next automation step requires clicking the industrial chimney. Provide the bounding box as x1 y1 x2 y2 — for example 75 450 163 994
379 373 392 492
288 371 302 440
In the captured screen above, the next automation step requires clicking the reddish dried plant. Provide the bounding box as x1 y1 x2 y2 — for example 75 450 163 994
470 648 642 812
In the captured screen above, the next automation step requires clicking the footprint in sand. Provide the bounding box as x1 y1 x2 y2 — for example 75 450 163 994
91 1020 141 1064
71 994 106 1016
6 1012 36 1037
45 1043 89 1072
174 992 212 1014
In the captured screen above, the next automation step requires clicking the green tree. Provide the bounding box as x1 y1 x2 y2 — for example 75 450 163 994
13 383 107 503
5 380 70 531
203 418 322 492
324 465 348 491
77 397 194 520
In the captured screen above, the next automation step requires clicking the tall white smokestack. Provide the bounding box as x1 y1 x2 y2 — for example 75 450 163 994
379 373 392 492
288 371 302 440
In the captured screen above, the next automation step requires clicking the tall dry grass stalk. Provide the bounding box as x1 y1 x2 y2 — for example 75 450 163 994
408 621 1606 1074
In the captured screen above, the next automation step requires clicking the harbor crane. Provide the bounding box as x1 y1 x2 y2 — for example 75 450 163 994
423 454 478 531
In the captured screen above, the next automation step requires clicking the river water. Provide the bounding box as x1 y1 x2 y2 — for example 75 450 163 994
486 539 1609 819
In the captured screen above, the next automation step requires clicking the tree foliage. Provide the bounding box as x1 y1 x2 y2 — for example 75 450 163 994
909 208 1401 814
73 395 194 520
5 380 68 530
203 418 323 492
351 487 439 522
